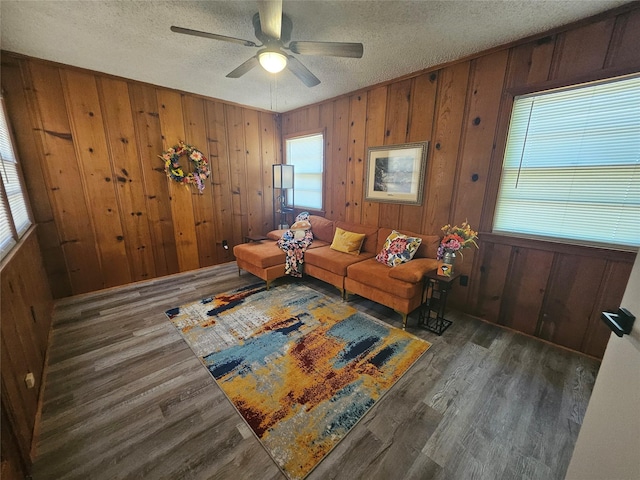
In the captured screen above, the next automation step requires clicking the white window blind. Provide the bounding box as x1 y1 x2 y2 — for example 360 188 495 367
0 191 16 259
285 133 324 210
493 75 640 248
0 96 32 260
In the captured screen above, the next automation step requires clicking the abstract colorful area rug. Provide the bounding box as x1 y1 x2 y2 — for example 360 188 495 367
166 283 430 480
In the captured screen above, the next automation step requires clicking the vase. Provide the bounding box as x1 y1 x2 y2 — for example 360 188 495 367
441 250 456 276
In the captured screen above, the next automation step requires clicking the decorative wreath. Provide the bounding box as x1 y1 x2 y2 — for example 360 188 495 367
159 141 210 193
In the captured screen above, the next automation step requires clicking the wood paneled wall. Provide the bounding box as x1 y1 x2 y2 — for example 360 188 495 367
1 55 281 298
1 229 54 475
281 5 640 358
1 5 639 358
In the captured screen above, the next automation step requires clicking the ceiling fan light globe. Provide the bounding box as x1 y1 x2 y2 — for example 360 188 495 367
259 51 287 73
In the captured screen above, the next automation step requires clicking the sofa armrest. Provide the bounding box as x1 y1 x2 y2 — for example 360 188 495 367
387 258 439 283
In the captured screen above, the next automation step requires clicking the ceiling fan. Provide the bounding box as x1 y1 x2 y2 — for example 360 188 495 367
170 0 363 87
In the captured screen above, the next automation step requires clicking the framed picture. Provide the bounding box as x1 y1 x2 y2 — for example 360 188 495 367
364 141 428 205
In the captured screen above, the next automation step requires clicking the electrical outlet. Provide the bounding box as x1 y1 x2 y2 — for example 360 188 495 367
460 275 469 286
222 240 229 250
24 372 35 389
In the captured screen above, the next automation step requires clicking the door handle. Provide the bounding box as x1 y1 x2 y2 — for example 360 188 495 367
601 307 636 337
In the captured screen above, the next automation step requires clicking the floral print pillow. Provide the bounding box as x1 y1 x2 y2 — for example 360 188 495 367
375 230 422 267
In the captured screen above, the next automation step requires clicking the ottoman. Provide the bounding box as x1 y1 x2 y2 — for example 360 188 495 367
233 240 286 288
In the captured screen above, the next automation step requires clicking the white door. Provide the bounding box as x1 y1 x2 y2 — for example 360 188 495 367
565 250 640 480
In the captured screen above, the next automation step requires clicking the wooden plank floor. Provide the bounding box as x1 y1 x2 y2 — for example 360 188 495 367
32 262 600 480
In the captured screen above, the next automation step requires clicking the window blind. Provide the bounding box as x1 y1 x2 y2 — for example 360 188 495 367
285 133 324 210
0 193 16 259
493 75 640 248
0 97 32 260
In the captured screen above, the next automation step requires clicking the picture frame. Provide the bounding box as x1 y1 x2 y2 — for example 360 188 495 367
364 141 428 205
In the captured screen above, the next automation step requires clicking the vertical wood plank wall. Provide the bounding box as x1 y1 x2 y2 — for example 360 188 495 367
1 6 636 474
281 5 640 358
1 229 54 476
0 55 281 298
1 5 639 359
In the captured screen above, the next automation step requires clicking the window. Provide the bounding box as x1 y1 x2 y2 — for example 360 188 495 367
0 96 32 260
284 132 324 211
493 75 640 248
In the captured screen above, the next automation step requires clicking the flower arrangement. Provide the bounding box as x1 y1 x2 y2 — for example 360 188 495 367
437 221 479 260
159 141 210 193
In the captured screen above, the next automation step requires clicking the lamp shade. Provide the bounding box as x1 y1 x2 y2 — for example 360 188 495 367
273 164 294 189
259 51 287 74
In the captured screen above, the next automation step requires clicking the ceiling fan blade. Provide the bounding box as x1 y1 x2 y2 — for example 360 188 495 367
285 55 320 87
171 26 258 47
288 41 363 58
226 56 260 78
257 0 283 39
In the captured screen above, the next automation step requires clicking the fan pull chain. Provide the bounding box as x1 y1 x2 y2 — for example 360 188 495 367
270 75 278 112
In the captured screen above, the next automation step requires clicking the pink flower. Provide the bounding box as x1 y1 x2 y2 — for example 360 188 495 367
444 239 461 251
389 238 407 254
376 251 389 263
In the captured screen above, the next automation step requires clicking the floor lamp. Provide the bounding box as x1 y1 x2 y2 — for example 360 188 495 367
272 164 295 230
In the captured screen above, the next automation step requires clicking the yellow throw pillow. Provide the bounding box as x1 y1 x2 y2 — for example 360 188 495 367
330 227 366 255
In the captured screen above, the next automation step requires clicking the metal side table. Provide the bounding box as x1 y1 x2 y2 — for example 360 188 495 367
417 270 460 335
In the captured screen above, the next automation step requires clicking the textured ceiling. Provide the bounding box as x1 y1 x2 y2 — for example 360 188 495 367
1 0 630 112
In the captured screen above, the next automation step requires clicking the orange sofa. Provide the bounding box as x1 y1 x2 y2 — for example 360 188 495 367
232 216 331 288
344 227 440 326
233 215 440 327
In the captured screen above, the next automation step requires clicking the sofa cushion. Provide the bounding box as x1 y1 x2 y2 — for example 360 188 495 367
305 246 374 276
417 235 441 259
347 259 421 299
334 221 379 254
267 228 329 249
375 230 422 266
309 215 335 243
270 216 334 242
376 227 440 259
308 240 330 249
330 227 366 255
387 258 439 283
267 229 287 241
233 241 285 268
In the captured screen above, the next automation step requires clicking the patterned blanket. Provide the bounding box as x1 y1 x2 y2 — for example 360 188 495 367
277 211 313 277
